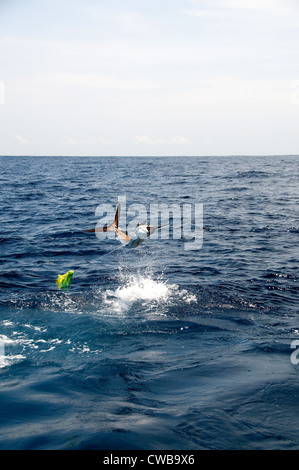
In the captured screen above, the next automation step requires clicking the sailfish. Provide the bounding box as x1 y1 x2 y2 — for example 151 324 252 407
56 203 166 289
85 203 164 248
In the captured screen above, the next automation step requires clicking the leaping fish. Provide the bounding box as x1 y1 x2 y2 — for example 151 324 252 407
85 203 164 248
56 204 165 289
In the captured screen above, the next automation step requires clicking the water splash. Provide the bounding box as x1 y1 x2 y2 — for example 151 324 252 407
115 276 170 302
102 269 197 314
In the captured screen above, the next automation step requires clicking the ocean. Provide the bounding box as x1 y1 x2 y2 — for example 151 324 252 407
0 155 298 450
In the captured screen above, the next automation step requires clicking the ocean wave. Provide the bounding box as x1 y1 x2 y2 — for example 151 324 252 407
235 170 272 179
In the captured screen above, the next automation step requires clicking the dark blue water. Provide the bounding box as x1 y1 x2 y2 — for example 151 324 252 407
0 155 298 450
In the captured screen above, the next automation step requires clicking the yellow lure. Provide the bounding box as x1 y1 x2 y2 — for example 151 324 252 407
56 270 74 289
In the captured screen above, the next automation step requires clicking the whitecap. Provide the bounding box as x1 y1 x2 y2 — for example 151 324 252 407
102 272 197 314
0 334 26 368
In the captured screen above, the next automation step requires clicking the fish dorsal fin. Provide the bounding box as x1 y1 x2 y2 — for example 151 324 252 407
114 203 120 228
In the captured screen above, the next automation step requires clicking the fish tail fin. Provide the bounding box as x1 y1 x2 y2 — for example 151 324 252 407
85 203 120 233
113 202 120 229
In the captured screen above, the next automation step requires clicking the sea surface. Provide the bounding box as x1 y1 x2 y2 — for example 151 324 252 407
0 155 298 450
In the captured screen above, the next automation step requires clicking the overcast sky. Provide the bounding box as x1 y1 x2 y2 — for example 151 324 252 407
0 0 299 156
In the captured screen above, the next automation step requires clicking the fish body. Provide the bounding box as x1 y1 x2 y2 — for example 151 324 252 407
56 270 74 289
86 203 163 248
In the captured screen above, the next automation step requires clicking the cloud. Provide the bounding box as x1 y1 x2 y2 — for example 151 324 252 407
185 0 299 15
65 136 76 146
223 0 274 10
46 73 160 92
84 10 153 35
16 134 29 144
0 80 4 104
65 136 113 146
226 0 299 11
136 136 190 145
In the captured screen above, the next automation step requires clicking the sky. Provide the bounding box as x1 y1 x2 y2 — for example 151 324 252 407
0 0 299 156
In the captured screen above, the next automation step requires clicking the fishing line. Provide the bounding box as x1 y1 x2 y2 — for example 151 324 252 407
72 243 125 274
3 214 170 290
2 220 125 290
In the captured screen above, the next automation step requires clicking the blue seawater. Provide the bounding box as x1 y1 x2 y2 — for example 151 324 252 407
0 155 298 450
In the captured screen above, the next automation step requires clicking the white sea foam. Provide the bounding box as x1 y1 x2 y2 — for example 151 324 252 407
115 276 170 303
103 273 197 314
0 334 26 368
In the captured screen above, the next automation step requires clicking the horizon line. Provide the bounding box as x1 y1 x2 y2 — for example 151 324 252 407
0 154 298 158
